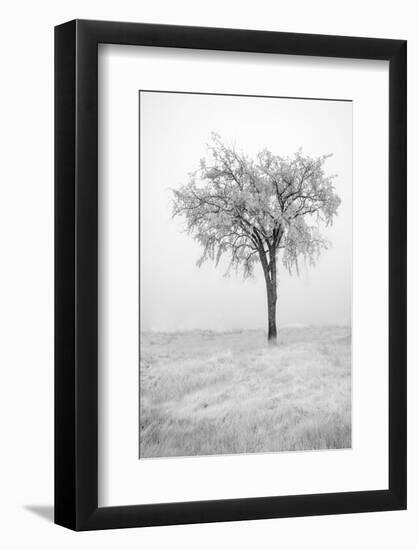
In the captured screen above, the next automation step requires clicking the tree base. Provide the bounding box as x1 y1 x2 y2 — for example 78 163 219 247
267 332 277 345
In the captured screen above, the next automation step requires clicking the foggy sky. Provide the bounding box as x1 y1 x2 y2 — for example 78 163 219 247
140 91 352 332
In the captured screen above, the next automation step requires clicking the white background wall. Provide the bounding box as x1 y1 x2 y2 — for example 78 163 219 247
0 1 414 548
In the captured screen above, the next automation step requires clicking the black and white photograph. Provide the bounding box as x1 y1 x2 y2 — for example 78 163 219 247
139 91 352 459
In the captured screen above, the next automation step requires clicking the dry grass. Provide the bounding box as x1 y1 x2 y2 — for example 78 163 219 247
139 326 351 458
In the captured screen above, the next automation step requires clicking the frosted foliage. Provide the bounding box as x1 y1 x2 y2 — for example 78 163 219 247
172 133 341 279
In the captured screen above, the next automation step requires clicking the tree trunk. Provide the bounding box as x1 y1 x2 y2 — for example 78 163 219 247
266 282 277 344
257 237 278 344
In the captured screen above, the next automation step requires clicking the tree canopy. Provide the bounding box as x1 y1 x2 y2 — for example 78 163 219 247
172 133 341 280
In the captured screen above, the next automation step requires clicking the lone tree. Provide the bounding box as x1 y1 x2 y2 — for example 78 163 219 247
172 134 341 344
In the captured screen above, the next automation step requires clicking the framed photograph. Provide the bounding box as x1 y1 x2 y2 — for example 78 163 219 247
55 20 406 530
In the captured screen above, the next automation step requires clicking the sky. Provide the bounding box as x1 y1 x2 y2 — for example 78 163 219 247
140 91 352 332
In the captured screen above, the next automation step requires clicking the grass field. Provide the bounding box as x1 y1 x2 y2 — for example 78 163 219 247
139 326 351 458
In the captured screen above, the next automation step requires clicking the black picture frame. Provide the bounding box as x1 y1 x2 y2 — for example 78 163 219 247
55 19 407 531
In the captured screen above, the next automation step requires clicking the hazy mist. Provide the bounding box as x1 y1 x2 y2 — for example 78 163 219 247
140 91 352 332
